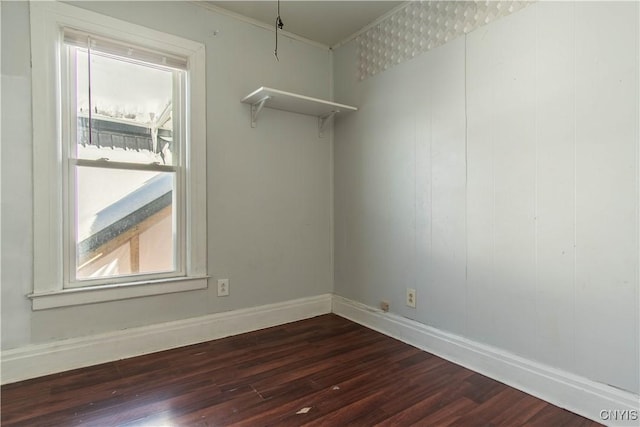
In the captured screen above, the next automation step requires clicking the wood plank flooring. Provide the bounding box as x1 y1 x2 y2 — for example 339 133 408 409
1 314 601 426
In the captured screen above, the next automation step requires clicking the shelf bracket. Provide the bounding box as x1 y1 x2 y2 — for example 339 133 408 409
251 96 271 128
318 110 338 138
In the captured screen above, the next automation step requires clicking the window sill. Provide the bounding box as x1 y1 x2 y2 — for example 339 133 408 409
28 276 209 310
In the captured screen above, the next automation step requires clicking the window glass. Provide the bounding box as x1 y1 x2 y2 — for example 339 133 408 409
69 43 181 284
74 49 176 166
75 167 176 280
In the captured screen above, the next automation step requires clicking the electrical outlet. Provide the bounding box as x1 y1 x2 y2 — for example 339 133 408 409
217 279 229 297
380 301 390 312
406 288 416 308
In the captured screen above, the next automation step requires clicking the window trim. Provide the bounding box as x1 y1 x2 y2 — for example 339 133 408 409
29 1 207 310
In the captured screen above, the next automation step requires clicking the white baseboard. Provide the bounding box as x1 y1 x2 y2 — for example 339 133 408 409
331 295 640 427
3 292 638 426
1 294 332 385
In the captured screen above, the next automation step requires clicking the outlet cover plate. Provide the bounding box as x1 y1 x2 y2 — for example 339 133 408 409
217 279 229 297
406 288 416 308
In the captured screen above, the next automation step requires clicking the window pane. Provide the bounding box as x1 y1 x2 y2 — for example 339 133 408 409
75 166 176 281
74 48 176 165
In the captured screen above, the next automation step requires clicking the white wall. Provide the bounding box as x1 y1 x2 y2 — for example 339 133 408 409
1 1 332 348
333 1 639 395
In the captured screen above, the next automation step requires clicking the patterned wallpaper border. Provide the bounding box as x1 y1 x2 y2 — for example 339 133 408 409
356 1 534 80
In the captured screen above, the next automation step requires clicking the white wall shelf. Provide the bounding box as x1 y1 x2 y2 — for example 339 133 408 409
241 87 357 137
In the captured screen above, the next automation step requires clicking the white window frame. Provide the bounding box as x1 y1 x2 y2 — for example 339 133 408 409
29 1 207 310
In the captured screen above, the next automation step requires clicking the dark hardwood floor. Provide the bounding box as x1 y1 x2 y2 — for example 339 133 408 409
1 314 600 426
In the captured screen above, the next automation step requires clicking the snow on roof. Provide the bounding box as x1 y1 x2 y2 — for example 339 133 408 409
77 172 172 255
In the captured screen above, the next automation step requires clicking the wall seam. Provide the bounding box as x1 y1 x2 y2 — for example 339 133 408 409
413 101 417 300
533 0 540 363
635 0 640 393
571 0 577 370
329 48 335 295
464 33 469 338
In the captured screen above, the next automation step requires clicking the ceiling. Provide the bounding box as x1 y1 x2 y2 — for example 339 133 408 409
208 1 404 47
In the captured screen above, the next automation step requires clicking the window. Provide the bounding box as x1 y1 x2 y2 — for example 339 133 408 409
65 30 183 284
30 2 207 309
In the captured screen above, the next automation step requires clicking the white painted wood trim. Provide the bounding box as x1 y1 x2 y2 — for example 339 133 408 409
331 295 640 426
28 276 209 310
1 294 332 385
